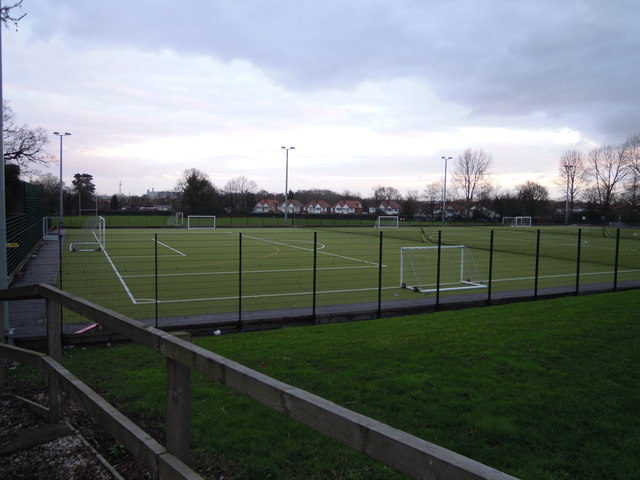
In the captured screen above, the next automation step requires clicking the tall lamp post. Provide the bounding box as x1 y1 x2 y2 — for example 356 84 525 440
441 156 452 226
281 146 295 226
53 132 71 234
564 164 574 225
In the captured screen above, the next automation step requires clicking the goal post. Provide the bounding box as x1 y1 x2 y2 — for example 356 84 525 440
187 215 216 229
43 216 61 240
69 216 105 252
374 215 399 228
167 212 184 226
502 216 532 227
400 245 487 293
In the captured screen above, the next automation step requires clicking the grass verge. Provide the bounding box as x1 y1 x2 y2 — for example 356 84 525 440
11 290 640 479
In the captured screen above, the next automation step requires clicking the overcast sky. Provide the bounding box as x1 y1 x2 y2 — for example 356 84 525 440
3 0 639 199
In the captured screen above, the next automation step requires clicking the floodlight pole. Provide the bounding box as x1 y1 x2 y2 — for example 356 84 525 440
282 146 295 226
0 24 9 346
441 156 452 226
53 132 71 232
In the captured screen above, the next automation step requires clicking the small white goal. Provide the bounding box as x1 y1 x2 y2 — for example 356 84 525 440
187 215 216 229
70 216 106 252
167 212 184 226
43 216 61 241
400 245 487 293
502 216 532 227
374 215 399 228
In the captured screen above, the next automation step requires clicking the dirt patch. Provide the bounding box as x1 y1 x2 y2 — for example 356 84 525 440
0 384 152 480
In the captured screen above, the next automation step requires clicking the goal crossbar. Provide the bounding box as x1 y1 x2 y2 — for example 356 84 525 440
400 245 487 293
70 216 105 252
374 215 399 228
187 215 216 229
502 216 532 227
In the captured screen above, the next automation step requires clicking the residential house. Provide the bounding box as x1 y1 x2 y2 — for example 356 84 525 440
279 199 304 215
333 199 363 215
253 198 279 214
378 200 401 215
304 199 331 214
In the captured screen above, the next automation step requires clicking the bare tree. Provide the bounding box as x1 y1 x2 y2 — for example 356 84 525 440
557 149 586 222
223 175 258 214
402 189 421 218
623 132 640 176
586 145 629 221
3 101 52 173
452 148 493 218
516 181 549 218
422 181 442 219
1 1 25 28
31 172 62 213
372 185 402 204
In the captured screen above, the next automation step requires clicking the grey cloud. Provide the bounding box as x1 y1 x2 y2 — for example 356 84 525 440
24 0 640 142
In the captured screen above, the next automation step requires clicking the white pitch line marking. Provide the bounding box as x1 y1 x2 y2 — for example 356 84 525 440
121 264 380 279
153 238 187 256
240 233 384 266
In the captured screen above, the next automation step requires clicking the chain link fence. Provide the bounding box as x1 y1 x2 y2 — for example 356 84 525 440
7 226 639 340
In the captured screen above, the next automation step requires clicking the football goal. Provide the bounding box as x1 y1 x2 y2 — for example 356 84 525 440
374 215 399 228
43 216 61 241
167 212 184 226
70 216 105 252
187 215 216 229
502 216 532 227
400 245 487 293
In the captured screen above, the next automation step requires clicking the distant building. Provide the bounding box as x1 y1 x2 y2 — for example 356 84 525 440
279 199 304 214
378 200 401 215
145 188 178 201
253 198 280 213
333 199 363 215
304 199 331 214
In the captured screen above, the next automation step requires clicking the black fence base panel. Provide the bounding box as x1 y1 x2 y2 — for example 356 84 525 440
13 280 639 349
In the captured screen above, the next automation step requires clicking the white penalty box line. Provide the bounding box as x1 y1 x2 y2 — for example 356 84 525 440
240 233 385 267
109 233 385 305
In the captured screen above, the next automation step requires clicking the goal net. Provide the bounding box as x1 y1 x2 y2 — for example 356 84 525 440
502 216 532 227
187 215 216 229
400 245 486 293
167 212 184 226
70 216 105 252
374 215 399 228
43 216 61 241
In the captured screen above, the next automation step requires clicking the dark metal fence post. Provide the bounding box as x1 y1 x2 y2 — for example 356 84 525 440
155 233 159 328
312 231 317 324
377 231 383 318
238 232 243 332
613 228 620 291
435 230 442 310
487 229 494 305
534 229 541 299
575 228 582 295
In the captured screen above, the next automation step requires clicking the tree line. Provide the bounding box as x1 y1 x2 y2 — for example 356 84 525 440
4 98 640 224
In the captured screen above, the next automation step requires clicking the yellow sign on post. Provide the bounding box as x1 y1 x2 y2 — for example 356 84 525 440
6 243 19 248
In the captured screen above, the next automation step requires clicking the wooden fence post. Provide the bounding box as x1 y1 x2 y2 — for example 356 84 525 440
46 299 63 423
166 331 192 464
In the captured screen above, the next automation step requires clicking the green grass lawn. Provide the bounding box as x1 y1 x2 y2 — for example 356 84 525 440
13 290 636 479
58 225 640 325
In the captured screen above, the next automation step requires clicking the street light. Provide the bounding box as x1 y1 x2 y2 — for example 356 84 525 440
282 146 295 226
53 132 71 235
441 156 452 226
564 164 575 225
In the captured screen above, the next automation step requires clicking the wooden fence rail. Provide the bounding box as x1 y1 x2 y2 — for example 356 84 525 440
1 284 519 480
